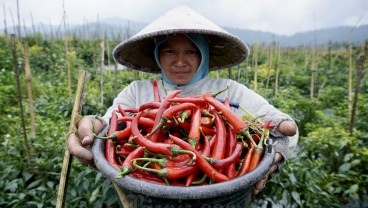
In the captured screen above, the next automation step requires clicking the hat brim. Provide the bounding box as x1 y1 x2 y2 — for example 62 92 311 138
112 6 249 73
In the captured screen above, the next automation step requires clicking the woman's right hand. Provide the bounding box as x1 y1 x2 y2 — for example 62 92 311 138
67 116 104 167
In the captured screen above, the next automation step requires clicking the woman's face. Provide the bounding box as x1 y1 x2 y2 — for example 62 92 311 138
159 35 201 85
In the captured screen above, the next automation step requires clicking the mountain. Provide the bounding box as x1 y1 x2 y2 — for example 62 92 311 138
2 17 367 46
224 25 368 47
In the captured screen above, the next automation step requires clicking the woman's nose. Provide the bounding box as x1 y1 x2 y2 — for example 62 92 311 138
175 52 186 66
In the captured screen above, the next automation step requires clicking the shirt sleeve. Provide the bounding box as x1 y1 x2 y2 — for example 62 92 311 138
224 79 298 161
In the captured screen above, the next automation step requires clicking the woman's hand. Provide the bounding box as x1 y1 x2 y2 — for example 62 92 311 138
67 116 103 167
277 120 297 136
253 120 297 195
253 152 282 195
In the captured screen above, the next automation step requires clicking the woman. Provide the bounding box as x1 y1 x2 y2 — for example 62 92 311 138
67 5 298 199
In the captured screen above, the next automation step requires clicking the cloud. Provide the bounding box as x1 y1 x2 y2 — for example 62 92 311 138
1 0 367 35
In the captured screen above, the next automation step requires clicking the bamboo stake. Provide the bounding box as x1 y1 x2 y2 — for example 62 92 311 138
228 67 232 79
105 33 111 67
3 4 8 41
56 70 87 208
348 44 353 121
265 44 273 99
114 62 118 98
62 0 72 97
253 39 259 92
236 64 241 82
16 0 21 39
274 44 281 97
310 46 316 98
8 7 17 36
11 34 34 172
22 19 28 36
100 38 105 106
23 42 36 135
349 56 365 136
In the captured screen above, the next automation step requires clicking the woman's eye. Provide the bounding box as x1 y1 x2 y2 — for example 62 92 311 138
188 50 199 55
162 49 176 54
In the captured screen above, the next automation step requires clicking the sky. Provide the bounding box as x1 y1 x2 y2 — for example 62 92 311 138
1 0 367 36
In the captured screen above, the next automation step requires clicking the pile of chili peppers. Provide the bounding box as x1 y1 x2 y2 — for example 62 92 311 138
97 78 273 186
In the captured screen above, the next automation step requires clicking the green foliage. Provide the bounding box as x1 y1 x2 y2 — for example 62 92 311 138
0 33 367 207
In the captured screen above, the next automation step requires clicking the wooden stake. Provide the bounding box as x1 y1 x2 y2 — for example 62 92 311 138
348 44 353 121
310 46 316 98
253 39 259 92
114 62 118 98
63 0 72 98
11 34 33 172
56 70 87 208
274 44 281 97
23 42 36 135
3 4 8 41
349 56 365 136
228 67 232 79
100 38 105 106
265 44 273 99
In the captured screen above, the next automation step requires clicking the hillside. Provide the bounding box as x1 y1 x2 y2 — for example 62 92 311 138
2 17 367 46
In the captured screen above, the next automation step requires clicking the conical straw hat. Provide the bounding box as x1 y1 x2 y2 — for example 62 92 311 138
113 5 249 73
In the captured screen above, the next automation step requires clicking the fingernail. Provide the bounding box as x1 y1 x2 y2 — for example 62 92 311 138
82 136 89 145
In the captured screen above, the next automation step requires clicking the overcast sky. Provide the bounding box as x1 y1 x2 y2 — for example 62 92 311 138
1 0 367 36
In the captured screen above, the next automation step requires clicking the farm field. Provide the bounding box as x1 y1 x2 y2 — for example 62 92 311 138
0 33 367 207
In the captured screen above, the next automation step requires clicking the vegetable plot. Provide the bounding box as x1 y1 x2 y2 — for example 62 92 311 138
96 79 272 186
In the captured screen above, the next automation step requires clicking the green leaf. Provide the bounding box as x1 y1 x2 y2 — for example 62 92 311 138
95 172 102 185
27 179 42 189
338 163 351 173
288 173 297 184
343 153 354 162
5 180 19 192
291 191 302 207
89 187 100 203
22 172 33 182
344 184 359 195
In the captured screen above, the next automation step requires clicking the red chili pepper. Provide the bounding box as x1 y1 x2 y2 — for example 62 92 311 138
133 159 198 180
176 109 192 123
166 154 193 167
96 127 131 141
262 120 275 129
168 134 230 183
188 108 201 148
209 134 217 150
203 93 248 132
211 110 227 160
180 121 216 136
200 116 213 127
129 169 166 185
168 97 207 106
149 90 182 141
237 146 254 177
185 171 200 186
120 108 138 114
201 135 211 157
138 101 162 112
162 103 198 120
106 110 119 168
204 142 242 169
116 146 144 178
153 76 161 102
141 108 159 119
249 147 263 172
225 125 237 178
117 116 155 127
131 111 185 156
116 147 132 157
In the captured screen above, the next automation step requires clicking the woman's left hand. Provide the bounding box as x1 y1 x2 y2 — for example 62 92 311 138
253 152 282 195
